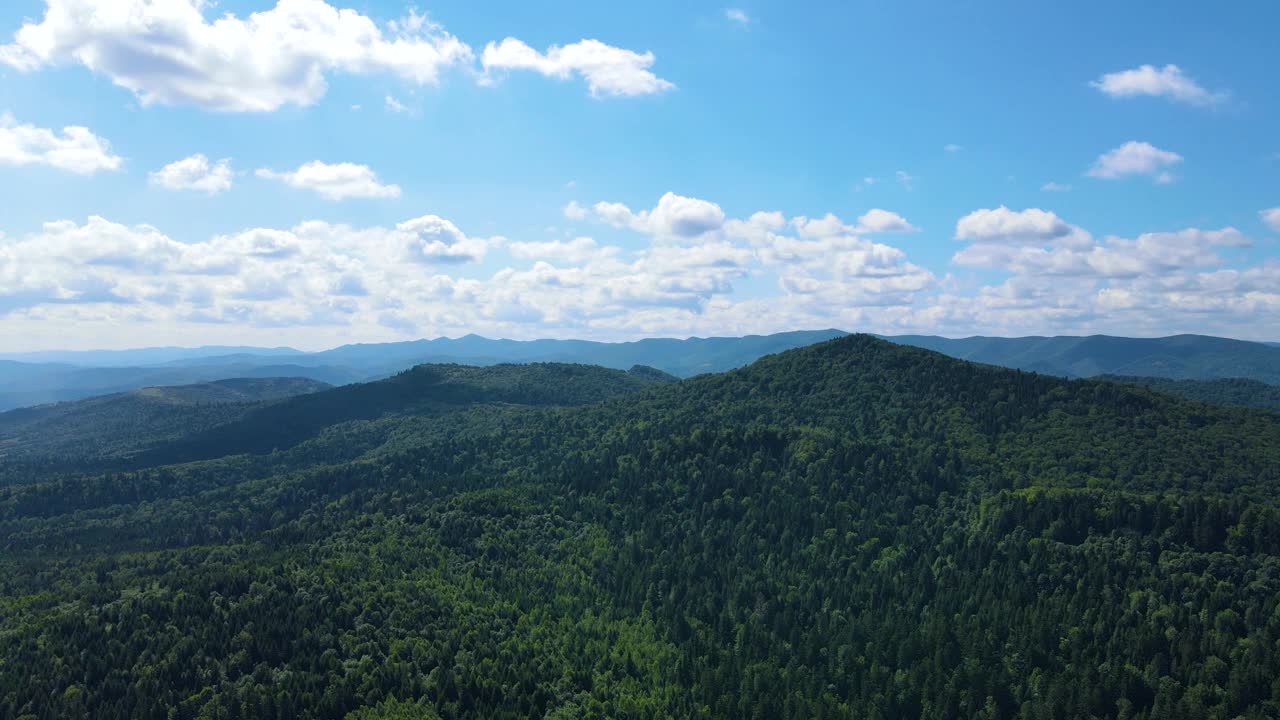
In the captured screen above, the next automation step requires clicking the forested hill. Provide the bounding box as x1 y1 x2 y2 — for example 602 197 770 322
1098 374 1280 414
0 377 331 466
133 362 678 466
2 335 1280 719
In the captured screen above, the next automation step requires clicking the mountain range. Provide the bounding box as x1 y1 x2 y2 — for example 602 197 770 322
2 330 1278 412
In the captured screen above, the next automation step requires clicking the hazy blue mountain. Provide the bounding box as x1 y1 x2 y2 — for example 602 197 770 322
882 333 1280 383
0 331 843 411
0 345 304 367
293 329 851 376
3 329 1276 413
0 362 365 411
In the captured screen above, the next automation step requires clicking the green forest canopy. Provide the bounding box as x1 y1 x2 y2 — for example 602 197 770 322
1 335 1278 719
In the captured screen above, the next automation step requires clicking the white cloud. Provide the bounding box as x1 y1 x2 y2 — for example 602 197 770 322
955 221 1249 279
385 95 407 113
256 161 400 200
725 9 751 25
955 206 1089 247
722 211 785 243
397 215 489 263
149 154 233 195
481 38 673 97
1261 208 1280 232
4 191 1278 348
562 201 588 220
895 170 917 190
857 209 917 233
590 192 725 238
1091 64 1226 107
0 113 122 174
1041 182 1072 192
0 0 474 112
0 213 500 337
1087 141 1183 182
508 237 617 264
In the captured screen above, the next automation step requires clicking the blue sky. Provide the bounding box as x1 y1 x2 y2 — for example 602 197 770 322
0 0 1277 350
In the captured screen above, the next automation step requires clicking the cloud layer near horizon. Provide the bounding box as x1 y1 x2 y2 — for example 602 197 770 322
1 195 1275 350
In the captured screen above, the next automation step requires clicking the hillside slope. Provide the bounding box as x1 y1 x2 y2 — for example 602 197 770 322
1099 374 1280 413
132 362 678 466
0 377 331 466
1 336 1278 719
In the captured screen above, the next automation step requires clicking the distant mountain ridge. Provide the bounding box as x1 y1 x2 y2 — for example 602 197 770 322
2 330 1276 412
882 333 1280 384
0 361 364 411
0 331 844 411
0 345 304 367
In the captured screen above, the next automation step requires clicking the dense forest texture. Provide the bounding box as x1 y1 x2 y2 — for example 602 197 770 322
1 336 1279 719
0 377 331 469
1098 375 1280 413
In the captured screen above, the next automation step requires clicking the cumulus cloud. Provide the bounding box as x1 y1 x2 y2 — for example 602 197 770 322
955 206 1089 247
481 38 674 97
256 161 400 200
0 213 497 330
956 218 1249 279
722 211 786 243
1261 208 1280 232
717 208 937 309
1091 64 1226 107
562 201 588 220
0 197 941 345
725 9 751 25
0 113 122 174
4 194 1277 348
0 0 475 112
590 192 725 238
1087 141 1183 183
856 209 917 233
149 154 233 195
508 237 617 264
397 215 489 263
